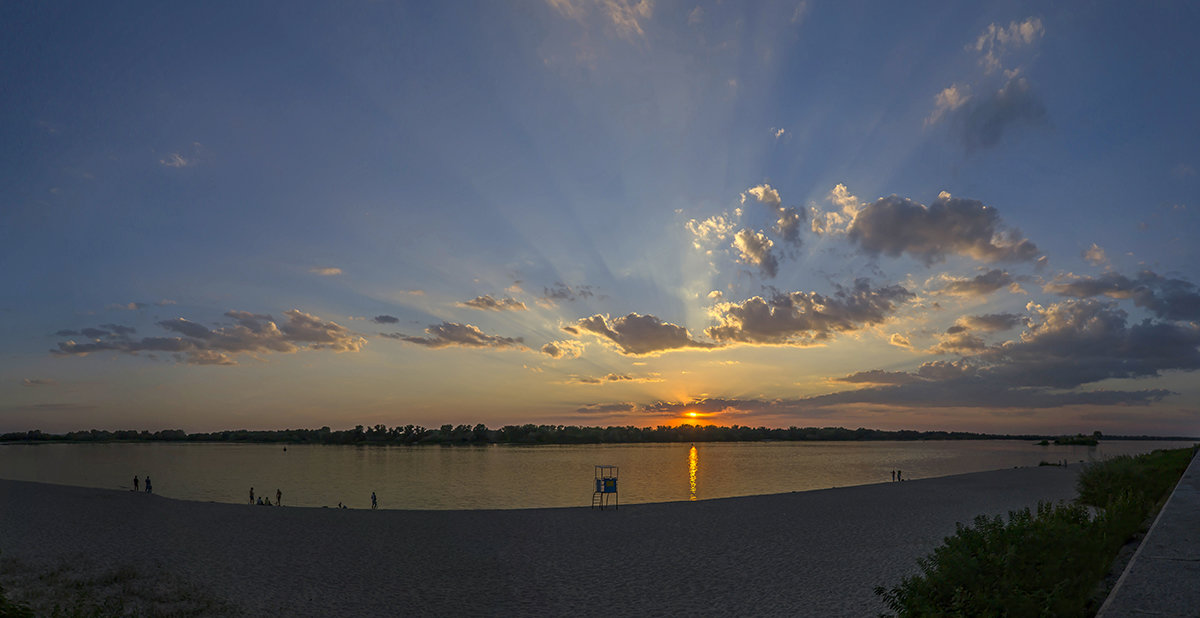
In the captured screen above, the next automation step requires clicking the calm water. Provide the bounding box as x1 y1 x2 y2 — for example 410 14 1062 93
0 440 1193 510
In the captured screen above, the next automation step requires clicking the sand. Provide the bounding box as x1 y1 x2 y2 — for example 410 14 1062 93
0 465 1080 616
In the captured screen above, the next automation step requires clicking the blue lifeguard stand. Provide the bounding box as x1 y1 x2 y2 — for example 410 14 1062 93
592 465 618 510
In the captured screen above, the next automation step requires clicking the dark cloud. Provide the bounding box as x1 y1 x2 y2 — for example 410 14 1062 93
459 295 528 312
1044 270 1200 321
775 207 805 245
157 318 212 339
848 194 1039 265
742 184 804 246
822 299 1198 408
575 402 635 415
932 313 1027 354
52 310 365 365
568 373 660 384
832 370 924 385
936 269 1016 296
372 315 399 324
975 299 1200 389
384 322 524 350
542 283 594 303
573 313 715 356
957 76 1047 152
540 340 583 359
706 280 912 345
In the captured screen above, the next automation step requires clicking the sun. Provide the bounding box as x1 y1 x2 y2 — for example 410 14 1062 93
687 411 699 418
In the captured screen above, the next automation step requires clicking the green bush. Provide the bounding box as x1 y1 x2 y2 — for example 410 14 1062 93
875 501 1109 617
876 446 1197 617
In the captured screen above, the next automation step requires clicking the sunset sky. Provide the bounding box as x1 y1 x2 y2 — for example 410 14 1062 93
3 2 1199 435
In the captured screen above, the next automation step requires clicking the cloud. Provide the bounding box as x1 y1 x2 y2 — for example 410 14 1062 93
846 192 1039 265
706 279 913 345
742 184 804 245
547 0 652 40
52 310 365 365
742 184 781 208
811 184 862 235
888 333 912 348
567 372 662 385
108 302 146 311
686 214 737 250
975 299 1200 388
383 322 525 350
927 84 971 125
1082 243 1107 266
974 17 1044 74
933 269 1017 297
772 127 786 139
539 282 595 307
833 369 924 386
158 142 205 168
731 228 778 277
310 267 343 276
22 378 56 387
459 295 528 312
572 313 715 356
575 402 636 415
791 1 809 24
541 340 585 359
601 0 653 39
955 313 1027 332
1043 270 1200 321
372 315 399 324
956 76 1046 152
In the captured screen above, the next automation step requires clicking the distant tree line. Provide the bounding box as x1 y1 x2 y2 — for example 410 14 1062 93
0 425 1191 445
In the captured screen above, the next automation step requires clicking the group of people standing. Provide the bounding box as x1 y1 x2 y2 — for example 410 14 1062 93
132 475 152 493
890 469 904 482
249 487 283 506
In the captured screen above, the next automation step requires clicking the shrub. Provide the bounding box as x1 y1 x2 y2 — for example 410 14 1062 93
876 446 1197 617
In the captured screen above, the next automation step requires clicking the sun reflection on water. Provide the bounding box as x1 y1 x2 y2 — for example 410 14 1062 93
688 445 698 501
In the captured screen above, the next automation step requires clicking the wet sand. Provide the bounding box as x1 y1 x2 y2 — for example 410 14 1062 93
0 466 1079 616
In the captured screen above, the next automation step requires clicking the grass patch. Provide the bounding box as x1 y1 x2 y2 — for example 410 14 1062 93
875 445 1197 617
0 552 238 617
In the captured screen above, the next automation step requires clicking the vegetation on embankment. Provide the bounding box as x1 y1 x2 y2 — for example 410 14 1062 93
876 445 1198 617
2 424 1192 446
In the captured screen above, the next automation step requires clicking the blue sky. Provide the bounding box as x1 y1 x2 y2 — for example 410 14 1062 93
3 1 1199 434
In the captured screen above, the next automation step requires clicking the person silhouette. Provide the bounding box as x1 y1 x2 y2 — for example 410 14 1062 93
276 488 282 506
249 487 254 504
371 491 377 510
133 475 139 491
144 476 152 493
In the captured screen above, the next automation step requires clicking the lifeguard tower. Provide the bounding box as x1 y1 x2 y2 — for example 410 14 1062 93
592 465 619 510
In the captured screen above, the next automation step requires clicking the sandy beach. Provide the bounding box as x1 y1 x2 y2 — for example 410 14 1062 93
0 466 1080 616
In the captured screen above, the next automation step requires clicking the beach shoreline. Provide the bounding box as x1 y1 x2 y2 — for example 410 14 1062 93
1 466 1081 616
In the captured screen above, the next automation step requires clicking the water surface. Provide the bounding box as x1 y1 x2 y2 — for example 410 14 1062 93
0 440 1191 509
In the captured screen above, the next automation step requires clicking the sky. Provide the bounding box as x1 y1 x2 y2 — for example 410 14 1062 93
2 1 1199 435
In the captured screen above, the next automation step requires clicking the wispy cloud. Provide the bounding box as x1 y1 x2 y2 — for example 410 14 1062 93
53 310 365 365
310 267 343 276
383 322 525 350
459 295 528 312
